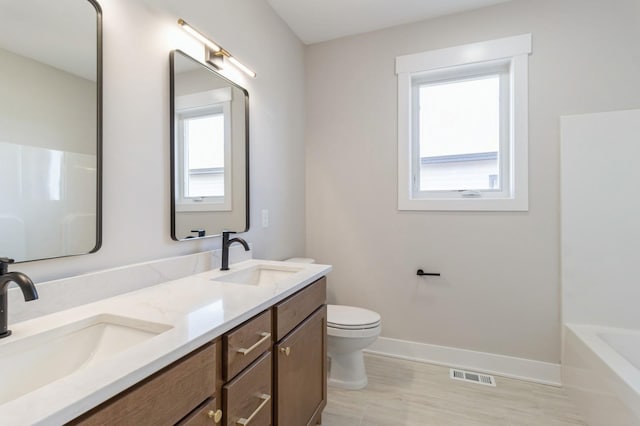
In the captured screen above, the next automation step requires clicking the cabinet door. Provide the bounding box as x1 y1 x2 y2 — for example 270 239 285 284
274 305 327 426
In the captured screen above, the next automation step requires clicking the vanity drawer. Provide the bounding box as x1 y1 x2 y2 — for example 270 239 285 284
223 351 272 426
223 309 272 380
273 277 326 341
178 398 221 426
70 342 216 426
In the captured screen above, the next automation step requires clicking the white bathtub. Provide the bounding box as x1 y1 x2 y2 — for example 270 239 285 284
563 324 640 425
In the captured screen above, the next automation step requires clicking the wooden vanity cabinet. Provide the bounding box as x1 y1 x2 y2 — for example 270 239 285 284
273 277 327 426
67 276 327 426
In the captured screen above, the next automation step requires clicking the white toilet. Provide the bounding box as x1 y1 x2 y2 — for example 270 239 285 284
326 304 381 389
285 258 382 390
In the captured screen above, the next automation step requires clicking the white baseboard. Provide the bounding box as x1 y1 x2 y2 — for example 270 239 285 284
365 337 561 386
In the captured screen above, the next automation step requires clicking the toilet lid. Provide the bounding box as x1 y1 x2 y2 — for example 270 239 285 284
327 304 381 329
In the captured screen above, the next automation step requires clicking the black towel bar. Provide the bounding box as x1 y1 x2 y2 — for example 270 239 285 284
417 269 440 276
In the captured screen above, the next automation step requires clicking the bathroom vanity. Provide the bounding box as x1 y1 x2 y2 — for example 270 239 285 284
0 259 330 425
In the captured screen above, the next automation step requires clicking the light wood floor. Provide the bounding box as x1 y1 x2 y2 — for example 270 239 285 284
321 354 586 426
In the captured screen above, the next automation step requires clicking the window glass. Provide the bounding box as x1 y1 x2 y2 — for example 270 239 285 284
418 75 500 192
184 113 224 198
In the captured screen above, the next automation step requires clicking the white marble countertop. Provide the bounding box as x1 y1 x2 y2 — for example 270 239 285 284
0 259 331 425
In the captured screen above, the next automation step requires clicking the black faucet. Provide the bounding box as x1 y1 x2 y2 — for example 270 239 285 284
0 258 39 338
221 231 250 271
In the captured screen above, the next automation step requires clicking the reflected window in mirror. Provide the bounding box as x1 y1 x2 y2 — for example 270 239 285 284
170 50 249 241
175 88 232 211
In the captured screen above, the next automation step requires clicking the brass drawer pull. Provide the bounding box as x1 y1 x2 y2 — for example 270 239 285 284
207 409 223 423
236 393 271 425
237 332 271 355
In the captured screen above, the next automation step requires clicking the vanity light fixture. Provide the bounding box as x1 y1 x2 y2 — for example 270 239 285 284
178 18 256 78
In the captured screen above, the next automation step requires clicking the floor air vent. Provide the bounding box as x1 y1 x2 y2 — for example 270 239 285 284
450 369 496 386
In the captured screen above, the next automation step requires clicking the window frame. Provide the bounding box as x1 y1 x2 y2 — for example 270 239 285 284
411 63 510 198
397 34 531 211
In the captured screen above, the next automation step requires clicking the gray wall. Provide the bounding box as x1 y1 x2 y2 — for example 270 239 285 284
0 48 96 154
16 0 306 282
305 0 640 362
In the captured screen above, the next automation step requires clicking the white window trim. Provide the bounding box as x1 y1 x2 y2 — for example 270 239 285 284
397 34 531 211
175 87 233 212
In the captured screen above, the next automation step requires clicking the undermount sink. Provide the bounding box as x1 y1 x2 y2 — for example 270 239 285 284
0 314 172 405
213 264 303 286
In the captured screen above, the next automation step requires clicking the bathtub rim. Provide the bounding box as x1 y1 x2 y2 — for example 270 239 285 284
564 323 640 420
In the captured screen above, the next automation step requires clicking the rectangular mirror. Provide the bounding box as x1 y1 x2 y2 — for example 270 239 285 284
0 0 102 262
170 50 249 240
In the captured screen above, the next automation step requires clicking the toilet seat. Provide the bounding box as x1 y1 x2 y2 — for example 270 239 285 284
327 304 381 333
327 322 381 338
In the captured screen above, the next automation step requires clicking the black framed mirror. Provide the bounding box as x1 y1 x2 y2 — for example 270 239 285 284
0 0 102 262
170 50 249 240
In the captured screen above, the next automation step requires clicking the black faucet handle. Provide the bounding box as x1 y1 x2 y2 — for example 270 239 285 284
0 258 14 273
191 229 206 238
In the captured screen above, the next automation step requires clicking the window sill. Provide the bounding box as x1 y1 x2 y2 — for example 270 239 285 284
176 202 231 212
398 196 528 212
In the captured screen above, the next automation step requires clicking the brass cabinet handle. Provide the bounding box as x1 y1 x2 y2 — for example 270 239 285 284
207 409 223 423
279 346 291 356
236 332 271 355
236 394 271 425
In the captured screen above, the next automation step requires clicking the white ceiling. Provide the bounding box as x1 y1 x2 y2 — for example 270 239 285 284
267 0 513 45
